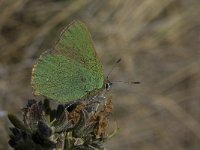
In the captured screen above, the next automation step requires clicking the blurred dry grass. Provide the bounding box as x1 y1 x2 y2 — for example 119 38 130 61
0 0 200 149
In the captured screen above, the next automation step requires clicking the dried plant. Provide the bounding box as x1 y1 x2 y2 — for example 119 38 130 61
8 95 113 150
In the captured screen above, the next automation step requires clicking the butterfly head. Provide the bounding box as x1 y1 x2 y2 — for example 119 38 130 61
104 79 112 91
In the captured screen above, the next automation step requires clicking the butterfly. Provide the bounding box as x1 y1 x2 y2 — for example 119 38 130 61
31 21 111 103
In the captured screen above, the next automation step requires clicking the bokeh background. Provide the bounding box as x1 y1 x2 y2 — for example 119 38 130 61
0 0 200 149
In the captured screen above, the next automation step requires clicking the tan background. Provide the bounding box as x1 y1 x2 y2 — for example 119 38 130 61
0 0 200 149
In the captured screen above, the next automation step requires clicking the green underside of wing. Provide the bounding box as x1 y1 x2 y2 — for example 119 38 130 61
54 21 98 64
32 55 104 102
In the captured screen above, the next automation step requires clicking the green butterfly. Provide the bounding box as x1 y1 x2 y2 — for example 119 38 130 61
31 21 111 103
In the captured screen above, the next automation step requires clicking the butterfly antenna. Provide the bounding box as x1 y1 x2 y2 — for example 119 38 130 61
112 81 140 85
106 58 121 80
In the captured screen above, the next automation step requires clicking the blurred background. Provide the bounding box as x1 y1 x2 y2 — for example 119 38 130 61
0 0 200 149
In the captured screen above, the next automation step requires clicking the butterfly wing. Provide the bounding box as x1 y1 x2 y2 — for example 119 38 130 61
31 21 104 102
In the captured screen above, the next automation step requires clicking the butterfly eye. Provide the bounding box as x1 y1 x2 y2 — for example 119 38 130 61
105 81 112 91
